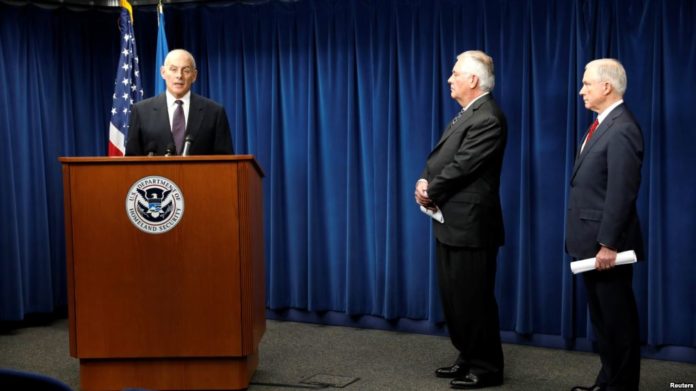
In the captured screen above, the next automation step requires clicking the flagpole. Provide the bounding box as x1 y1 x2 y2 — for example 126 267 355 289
154 0 170 97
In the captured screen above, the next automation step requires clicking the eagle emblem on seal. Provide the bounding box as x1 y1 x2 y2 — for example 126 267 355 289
135 188 173 221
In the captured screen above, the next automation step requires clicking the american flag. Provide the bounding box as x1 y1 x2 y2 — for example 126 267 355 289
108 0 143 156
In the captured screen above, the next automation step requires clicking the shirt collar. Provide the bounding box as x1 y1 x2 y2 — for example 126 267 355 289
597 99 623 124
165 90 192 107
463 91 490 111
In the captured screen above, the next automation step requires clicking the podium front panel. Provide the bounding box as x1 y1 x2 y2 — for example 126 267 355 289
65 160 243 358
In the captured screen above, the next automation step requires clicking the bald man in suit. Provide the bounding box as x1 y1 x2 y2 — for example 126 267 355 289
415 50 507 389
567 58 644 391
126 49 233 156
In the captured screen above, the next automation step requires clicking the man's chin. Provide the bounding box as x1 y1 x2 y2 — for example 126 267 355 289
170 88 187 97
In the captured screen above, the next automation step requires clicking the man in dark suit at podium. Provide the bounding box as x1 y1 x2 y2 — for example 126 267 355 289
125 49 233 156
415 50 507 389
567 58 644 391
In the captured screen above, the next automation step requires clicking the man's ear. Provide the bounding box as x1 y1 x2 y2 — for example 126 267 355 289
469 74 480 89
602 81 613 96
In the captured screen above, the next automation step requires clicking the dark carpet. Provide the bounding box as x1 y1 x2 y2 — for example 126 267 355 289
1 318 693 390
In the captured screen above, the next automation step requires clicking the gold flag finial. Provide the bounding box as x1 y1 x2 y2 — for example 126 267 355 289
119 0 134 23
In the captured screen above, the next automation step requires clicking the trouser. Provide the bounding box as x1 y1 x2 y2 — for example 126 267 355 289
436 242 504 375
583 265 641 391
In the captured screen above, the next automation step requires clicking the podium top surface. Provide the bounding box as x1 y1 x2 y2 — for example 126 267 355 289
59 154 264 176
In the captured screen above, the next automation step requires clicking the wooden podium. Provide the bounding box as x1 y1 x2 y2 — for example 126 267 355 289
59 155 265 391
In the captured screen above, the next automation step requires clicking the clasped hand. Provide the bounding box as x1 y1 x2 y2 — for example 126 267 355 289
414 180 436 211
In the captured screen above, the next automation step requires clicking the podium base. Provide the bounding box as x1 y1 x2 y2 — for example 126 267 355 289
79 352 258 391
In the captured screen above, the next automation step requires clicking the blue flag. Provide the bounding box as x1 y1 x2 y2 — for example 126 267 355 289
154 1 169 96
108 0 143 156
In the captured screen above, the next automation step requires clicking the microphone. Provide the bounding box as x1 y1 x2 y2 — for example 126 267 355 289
164 144 175 157
145 142 157 157
182 135 194 156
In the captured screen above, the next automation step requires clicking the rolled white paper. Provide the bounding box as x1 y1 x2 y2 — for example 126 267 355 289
420 206 444 223
570 250 637 274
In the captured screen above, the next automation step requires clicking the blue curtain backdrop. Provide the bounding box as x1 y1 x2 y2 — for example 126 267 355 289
1 0 694 362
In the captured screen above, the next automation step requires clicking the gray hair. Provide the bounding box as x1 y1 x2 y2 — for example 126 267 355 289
586 58 627 96
457 50 495 92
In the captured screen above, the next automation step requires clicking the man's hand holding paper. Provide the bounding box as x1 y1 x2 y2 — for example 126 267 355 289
570 250 637 274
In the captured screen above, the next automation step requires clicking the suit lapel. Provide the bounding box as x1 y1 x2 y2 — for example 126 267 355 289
152 94 171 135
187 93 204 139
431 94 491 154
571 104 625 180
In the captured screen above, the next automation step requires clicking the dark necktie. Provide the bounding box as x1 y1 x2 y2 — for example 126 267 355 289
172 100 185 154
582 119 599 152
451 108 465 126
438 108 466 143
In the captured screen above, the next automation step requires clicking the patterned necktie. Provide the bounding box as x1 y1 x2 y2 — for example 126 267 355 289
172 100 185 154
581 119 599 152
451 108 465 126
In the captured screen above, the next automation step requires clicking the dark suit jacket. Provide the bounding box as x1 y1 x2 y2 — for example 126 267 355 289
421 94 507 248
125 93 234 156
566 103 644 260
